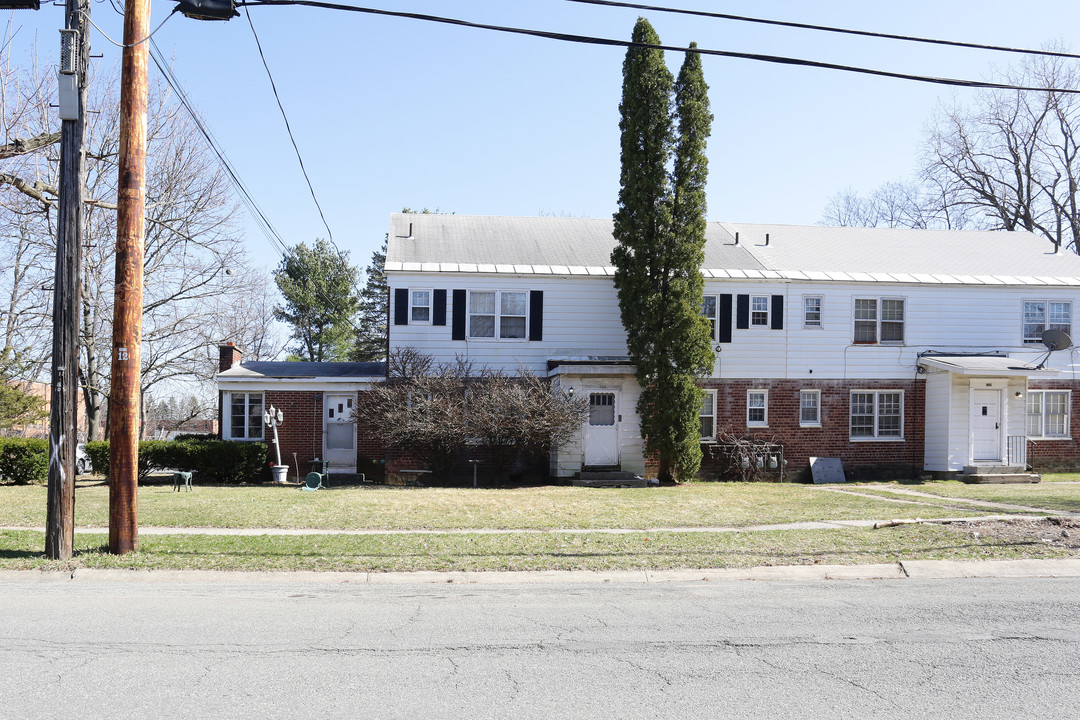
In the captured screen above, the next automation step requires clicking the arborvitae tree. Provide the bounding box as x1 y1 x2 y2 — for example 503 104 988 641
611 20 713 481
273 239 360 362
351 240 388 362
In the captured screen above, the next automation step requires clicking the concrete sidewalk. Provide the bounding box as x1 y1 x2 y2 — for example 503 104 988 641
2 558 1079 586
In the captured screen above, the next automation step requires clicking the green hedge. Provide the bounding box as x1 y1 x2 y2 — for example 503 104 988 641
0 437 49 485
86 438 268 484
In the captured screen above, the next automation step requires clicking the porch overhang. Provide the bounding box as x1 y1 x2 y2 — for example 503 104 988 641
547 357 637 378
918 355 1058 377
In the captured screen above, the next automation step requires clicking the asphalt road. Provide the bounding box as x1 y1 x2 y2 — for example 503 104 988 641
2 573 1078 719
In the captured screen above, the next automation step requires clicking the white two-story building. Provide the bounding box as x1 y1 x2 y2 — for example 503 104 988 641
385 213 1080 480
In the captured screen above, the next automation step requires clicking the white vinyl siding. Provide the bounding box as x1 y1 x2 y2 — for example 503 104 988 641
1023 300 1071 344
1027 390 1070 438
747 389 768 427
850 390 903 440
228 392 264 441
800 389 821 427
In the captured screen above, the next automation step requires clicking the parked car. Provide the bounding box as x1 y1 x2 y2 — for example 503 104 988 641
75 443 92 475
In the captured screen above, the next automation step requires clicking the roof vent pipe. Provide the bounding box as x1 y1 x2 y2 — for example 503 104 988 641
408 222 413 239
765 233 770 246
734 232 739 245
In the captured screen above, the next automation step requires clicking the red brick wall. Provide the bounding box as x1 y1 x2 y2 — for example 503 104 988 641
262 390 387 479
699 378 925 481
1025 380 1080 471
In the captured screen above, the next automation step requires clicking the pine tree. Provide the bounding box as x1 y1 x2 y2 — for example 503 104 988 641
351 240 388 362
612 21 713 481
273 239 360 362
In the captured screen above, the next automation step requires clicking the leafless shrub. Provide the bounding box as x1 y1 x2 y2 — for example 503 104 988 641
710 428 784 482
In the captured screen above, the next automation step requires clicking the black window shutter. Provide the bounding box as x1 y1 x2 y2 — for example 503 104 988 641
394 288 409 326
451 289 467 340
529 290 544 341
736 294 750 330
718 294 733 343
433 289 447 326
771 295 784 330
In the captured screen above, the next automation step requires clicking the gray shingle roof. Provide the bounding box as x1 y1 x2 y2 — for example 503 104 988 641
385 214 1080 285
219 361 385 379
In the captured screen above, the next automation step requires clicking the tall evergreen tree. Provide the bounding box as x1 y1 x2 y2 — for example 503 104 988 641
612 21 713 481
273 239 360 362
351 240 388 362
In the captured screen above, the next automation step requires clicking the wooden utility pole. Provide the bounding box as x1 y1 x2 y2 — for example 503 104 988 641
45 0 90 560
108 0 152 555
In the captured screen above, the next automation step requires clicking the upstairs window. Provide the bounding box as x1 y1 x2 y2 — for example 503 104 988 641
1023 301 1071 344
468 290 528 339
751 296 770 326
803 296 822 327
702 295 718 340
854 298 904 344
410 290 431 323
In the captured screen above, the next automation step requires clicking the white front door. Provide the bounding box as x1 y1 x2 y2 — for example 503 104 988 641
972 389 1002 462
323 393 357 473
584 391 619 467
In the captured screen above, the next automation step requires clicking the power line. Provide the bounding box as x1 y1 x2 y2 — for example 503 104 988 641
235 1 1080 95
244 5 337 246
567 0 1080 62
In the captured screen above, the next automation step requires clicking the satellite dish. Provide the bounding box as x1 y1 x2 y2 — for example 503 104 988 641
1041 329 1073 351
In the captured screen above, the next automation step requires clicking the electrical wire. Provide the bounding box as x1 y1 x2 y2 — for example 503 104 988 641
244 5 337 246
567 0 1080 62
80 7 179 49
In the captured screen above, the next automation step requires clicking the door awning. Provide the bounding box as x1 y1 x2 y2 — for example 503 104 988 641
918 355 1058 377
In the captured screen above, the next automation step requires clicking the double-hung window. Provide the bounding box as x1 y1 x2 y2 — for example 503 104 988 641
800 389 821 427
803 296 822 328
410 290 431 323
850 390 903 439
229 392 264 441
1027 390 1070 438
751 296 770 327
700 390 717 439
854 298 904 344
702 295 718 340
747 390 768 427
468 290 528 339
1023 301 1071 344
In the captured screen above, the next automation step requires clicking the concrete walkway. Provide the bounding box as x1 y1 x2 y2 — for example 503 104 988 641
814 484 1080 517
0 514 1036 537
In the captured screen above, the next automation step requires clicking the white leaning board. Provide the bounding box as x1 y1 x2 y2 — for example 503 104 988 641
809 457 846 484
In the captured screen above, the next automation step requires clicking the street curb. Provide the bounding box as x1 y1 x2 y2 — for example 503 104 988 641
2 559 1078 585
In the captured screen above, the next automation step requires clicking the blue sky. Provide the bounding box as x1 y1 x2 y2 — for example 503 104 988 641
6 1 1080 272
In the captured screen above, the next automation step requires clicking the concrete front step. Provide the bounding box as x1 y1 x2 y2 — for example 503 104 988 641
963 465 1025 475
573 471 648 488
961 473 1041 484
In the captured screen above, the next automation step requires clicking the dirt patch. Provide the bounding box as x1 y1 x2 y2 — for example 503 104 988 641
942 517 1080 552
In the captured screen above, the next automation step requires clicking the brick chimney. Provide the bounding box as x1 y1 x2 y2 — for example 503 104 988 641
218 342 243 372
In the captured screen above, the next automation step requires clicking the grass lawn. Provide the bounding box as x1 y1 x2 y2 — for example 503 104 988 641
0 478 995 531
878 480 1080 515
0 525 1071 573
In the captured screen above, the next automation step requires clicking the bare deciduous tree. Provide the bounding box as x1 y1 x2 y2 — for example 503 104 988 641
0 58 277 439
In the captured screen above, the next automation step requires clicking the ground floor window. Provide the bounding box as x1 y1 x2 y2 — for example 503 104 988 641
700 390 716 439
850 390 903 439
747 389 768 427
1027 390 1070 438
800 389 821 427
228 392 264 440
